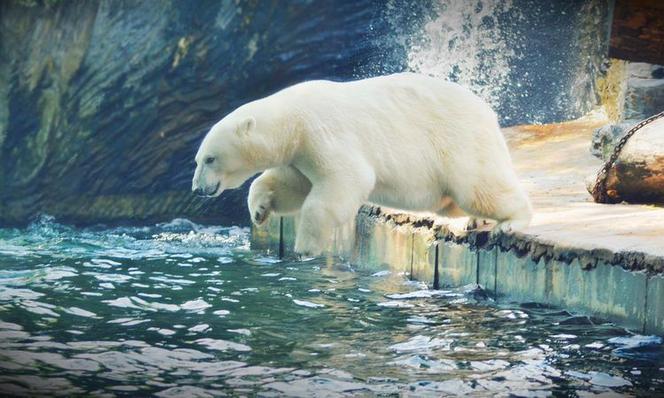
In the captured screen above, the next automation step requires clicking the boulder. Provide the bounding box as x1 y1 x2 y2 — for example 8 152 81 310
601 116 664 204
624 78 664 121
627 62 664 80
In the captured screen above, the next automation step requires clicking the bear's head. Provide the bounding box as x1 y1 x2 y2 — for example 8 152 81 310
192 115 259 197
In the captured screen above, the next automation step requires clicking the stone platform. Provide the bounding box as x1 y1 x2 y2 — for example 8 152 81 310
252 115 664 335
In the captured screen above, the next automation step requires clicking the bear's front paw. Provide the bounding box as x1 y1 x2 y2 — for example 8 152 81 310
251 204 271 226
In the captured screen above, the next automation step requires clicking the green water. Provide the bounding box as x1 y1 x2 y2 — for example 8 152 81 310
0 216 662 397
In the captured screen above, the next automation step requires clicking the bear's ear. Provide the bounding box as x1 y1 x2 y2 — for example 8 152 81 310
235 117 256 137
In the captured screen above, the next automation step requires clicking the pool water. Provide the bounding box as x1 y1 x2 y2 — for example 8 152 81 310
0 216 662 397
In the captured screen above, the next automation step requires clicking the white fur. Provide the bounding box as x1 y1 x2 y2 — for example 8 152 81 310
193 73 532 255
248 166 311 225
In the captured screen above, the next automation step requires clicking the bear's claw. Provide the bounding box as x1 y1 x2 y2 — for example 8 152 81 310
252 205 270 225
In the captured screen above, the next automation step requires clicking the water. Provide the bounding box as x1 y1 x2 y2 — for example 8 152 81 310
405 0 516 111
0 216 663 396
380 0 609 125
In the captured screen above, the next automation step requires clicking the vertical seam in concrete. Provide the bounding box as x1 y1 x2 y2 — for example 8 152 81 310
409 233 414 280
544 258 553 302
278 216 284 259
493 248 498 300
643 275 649 334
433 243 440 290
475 251 480 285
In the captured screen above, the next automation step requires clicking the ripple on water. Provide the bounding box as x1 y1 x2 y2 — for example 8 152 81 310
194 338 251 352
108 318 150 326
0 287 44 301
149 276 196 285
385 290 447 299
103 296 180 312
188 324 210 333
377 300 414 308
63 307 98 318
85 258 122 269
155 386 226 398
84 272 133 283
567 370 633 388
293 299 325 308
0 218 661 396
389 335 453 353
388 354 457 372
228 329 251 336
0 375 85 396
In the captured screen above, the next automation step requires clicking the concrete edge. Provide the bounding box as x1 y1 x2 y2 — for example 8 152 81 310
251 205 664 335
360 206 664 275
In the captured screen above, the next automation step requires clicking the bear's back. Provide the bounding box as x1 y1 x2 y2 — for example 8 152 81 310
276 73 495 122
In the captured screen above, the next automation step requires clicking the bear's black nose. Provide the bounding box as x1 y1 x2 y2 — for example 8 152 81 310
193 187 205 196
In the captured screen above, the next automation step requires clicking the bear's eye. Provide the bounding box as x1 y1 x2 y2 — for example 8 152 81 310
204 156 215 165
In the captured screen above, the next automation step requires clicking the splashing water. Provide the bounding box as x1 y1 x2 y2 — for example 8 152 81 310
373 0 609 125
0 216 662 396
406 0 516 109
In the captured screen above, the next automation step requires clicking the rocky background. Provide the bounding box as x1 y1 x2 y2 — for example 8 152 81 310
0 0 610 226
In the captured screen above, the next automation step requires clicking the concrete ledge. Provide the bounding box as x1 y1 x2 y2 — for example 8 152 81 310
251 205 664 335
250 117 664 335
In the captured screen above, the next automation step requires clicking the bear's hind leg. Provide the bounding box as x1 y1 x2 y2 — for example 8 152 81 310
451 178 532 235
492 184 532 234
435 196 490 231
435 196 466 218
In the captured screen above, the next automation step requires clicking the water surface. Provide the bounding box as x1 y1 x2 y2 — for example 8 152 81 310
0 216 662 396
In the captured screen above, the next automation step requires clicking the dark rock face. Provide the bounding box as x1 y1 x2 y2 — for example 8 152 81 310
0 0 423 226
0 0 610 226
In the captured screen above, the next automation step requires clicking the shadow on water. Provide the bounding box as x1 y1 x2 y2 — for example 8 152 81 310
0 216 662 396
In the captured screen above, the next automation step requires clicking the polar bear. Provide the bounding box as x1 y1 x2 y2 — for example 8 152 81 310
192 72 532 255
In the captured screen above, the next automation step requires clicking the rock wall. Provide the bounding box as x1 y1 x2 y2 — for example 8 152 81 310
0 0 611 226
0 0 423 225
